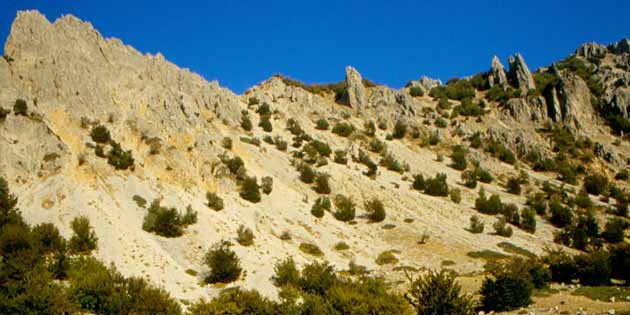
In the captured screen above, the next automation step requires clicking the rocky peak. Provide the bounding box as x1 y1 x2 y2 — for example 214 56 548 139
507 53 536 92
345 66 367 109
488 55 508 87
575 42 608 59
609 38 630 54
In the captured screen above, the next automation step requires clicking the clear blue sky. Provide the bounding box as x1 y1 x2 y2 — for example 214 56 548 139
1 0 628 93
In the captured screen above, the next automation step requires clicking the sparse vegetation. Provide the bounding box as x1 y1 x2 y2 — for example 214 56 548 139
203 240 242 284
331 121 355 137
69 216 98 254
206 192 224 211
90 125 111 143
365 198 386 222
333 194 355 222
142 199 196 237
239 176 261 203
299 242 324 257
236 225 255 246
469 215 485 233
407 270 476 315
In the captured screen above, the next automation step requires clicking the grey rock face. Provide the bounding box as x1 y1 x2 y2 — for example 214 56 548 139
507 53 536 92
609 38 630 54
345 66 367 109
419 76 441 91
576 42 608 59
488 55 508 87
556 73 595 134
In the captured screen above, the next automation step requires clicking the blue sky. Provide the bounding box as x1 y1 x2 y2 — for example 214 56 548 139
1 1 628 93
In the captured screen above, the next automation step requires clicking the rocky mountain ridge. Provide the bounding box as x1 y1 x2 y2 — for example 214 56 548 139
1 10 629 314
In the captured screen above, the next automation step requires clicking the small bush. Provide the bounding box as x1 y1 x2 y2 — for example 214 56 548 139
333 194 355 222
601 218 627 243
274 137 288 151
450 145 467 170
549 200 573 228
365 198 386 222
375 250 399 265
299 242 324 257
409 86 424 97
334 242 350 251
450 188 462 203
380 151 403 173
311 196 331 218
480 259 533 312
407 270 476 315
261 176 273 195
583 173 608 195
206 192 224 211
315 118 329 130
133 195 147 208
273 257 300 287
392 120 407 139
520 208 536 233
435 117 448 128
475 188 504 215
142 200 193 237
240 112 253 131
332 122 355 137
298 163 316 184
506 177 521 195
333 150 348 164
424 173 449 196
574 251 611 286
412 174 425 191
221 137 233 149
90 125 111 143
469 215 485 233
13 98 28 116
493 216 513 237
107 142 134 170
69 216 98 253
239 176 261 203
203 240 242 284
461 170 477 188
236 225 255 246
314 173 331 194
610 243 630 282
544 249 577 283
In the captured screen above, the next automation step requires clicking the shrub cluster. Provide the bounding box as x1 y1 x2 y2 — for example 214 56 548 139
142 199 197 237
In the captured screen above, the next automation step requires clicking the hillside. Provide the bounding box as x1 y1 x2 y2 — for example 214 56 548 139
1 10 629 315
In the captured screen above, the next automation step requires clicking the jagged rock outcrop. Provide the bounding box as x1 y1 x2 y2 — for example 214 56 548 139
488 55 508 87
419 75 441 91
576 42 608 59
556 73 596 134
345 66 367 109
608 88 630 118
609 38 630 54
507 53 536 92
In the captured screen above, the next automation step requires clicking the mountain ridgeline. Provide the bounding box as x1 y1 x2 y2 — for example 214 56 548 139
1 10 630 315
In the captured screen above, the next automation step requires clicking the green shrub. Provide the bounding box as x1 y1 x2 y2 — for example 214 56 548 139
430 79 475 100
333 150 348 164
601 218 627 243
332 122 355 137
297 163 316 183
261 176 273 195
527 193 547 215
69 216 98 253
583 173 608 195
392 120 407 139
365 198 386 222
452 98 485 117
334 242 350 251
544 249 578 283
333 194 355 222
380 151 403 173
450 188 462 204
363 120 377 136
409 86 424 97
258 117 273 132
133 194 147 208
609 243 630 282
506 177 521 195
311 196 331 218
423 173 449 196
520 208 536 233
298 261 337 295
221 137 233 149
435 117 448 128
407 270 476 315
493 216 513 237
574 251 611 286
221 154 245 176
502 203 520 226
142 200 194 237
13 98 28 116
461 170 477 188
273 257 300 287
473 166 494 183
188 288 274 315
412 174 425 191
480 259 533 312
528 260 552 289
240 112 253 131
107 142 134 170
299 242 324 257
375 250 399 265
274 137 288 151
469 215 484 233
237 225 255 246
203 240 242 284
549 200 573 228
239 176 261 203
315 118 329 130
475 188 503 215
314 173 331 194
90 125 111 143
486 141 516 164
450 145 467 170
207 192 224 211
31 222 64 254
